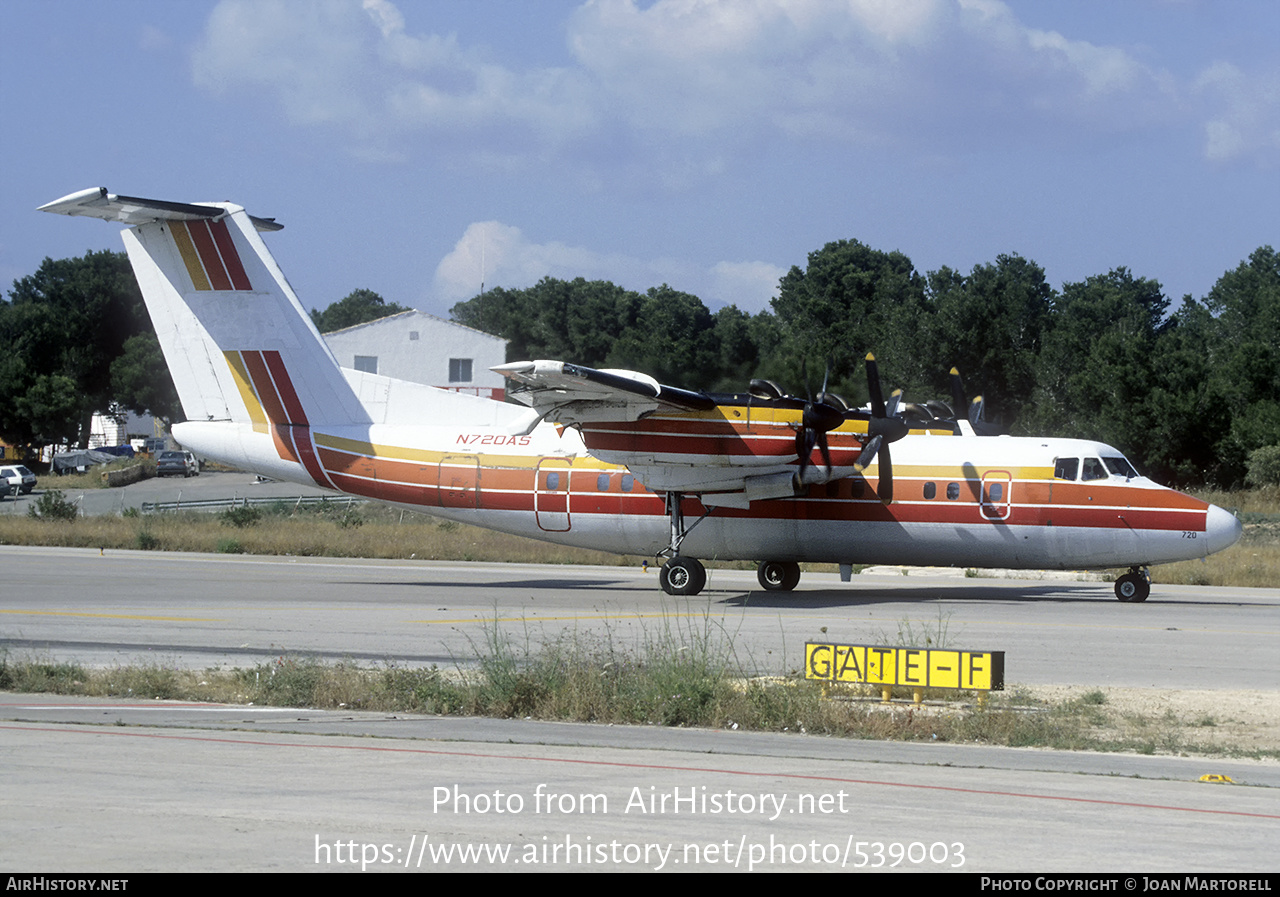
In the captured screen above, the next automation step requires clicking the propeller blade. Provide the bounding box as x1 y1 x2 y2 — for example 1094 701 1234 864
865 353 886 418
817 429 832 472
854 434 882 472
878 444 893 504
950 367 967 419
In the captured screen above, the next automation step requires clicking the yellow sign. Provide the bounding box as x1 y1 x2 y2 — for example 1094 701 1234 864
805 642 1004 691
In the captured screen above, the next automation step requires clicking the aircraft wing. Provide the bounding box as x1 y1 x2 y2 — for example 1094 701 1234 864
494 360 715 424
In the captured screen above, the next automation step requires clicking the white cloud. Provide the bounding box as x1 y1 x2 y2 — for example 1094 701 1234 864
1196 62 1280 163
192 0 1182 162
708 261 785 313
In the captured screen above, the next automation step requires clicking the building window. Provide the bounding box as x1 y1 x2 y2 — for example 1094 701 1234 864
449 358 473 382
354 355 378 374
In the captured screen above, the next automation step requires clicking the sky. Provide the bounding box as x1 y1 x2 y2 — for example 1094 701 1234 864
3 0 1279 322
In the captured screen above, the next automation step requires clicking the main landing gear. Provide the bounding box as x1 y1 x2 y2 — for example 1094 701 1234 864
654 492 806 596
757 560 801 592
658 492 713 596
1114 566 1151 602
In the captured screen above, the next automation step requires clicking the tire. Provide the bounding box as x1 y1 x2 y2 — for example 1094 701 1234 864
660 556 707 596
1115 573 1149 603
757 560 801 592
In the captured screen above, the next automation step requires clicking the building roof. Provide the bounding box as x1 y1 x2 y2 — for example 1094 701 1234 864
322 309 506 344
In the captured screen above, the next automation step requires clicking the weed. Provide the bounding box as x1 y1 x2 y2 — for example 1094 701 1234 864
134 530 160 550
219 505 263 528
27 490 78 522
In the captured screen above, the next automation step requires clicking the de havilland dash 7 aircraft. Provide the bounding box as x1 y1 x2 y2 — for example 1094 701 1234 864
40 188 1242 602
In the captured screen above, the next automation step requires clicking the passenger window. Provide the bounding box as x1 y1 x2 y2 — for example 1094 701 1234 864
1054 458 1079 481
987 482 1003 502
946 482 959 500
851 480 865 499
1081 458 1108 481
596 473 610 491
923 482 936 499
546 472 560 490
620 474 634 492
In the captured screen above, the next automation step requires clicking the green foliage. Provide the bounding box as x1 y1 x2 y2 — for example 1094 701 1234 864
110 332 181 421
27 490 78 521
1246 445 1280 487
0 250 154 446
310 288 410 333
134 530 160 550
220 505 264 528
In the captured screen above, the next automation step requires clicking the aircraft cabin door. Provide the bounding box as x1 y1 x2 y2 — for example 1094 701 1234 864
535 458 572 532
979 470 1012 521
438 455 480 509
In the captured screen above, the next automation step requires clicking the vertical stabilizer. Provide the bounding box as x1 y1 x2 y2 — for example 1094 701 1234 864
39 188 369 428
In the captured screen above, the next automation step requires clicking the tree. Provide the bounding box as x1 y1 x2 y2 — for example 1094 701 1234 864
771 240 926 399
110 332 182 422
311 289 410 333
607 285 721 388
450 277 642 366
1200 246 1280 481
1027 268 1167 449
927 254 1054 429
1 250 167 446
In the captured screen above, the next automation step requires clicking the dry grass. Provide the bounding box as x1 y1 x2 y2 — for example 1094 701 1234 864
0 503 643 565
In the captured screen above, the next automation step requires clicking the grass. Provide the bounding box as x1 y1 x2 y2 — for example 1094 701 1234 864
0 500 648 566
2 614 1273 759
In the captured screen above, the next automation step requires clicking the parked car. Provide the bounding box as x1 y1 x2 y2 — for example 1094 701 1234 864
0 464 37 494
156 451 200 477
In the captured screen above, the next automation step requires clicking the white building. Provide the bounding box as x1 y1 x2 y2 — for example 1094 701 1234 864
322 310 508 401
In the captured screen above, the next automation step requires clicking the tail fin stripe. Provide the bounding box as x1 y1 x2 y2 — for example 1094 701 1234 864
169 221 212 291
208 219 253 290
263 350 309 426
242 351 290 425
223 351 270 433
186 220 233 290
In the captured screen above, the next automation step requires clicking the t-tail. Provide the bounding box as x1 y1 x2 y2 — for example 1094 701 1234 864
39 188 529 487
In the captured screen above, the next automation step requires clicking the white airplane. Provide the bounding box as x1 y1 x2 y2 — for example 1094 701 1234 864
40 188 1242 602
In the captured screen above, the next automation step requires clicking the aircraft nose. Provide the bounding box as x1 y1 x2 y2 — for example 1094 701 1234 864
1204 504 1242 556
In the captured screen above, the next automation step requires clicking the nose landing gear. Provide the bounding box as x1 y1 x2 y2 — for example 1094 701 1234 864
1114 567 1150 602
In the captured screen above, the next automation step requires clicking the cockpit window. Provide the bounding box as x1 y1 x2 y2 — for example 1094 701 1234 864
1054 458 1079 481
1081 458 1108 481
1102 456 1138 479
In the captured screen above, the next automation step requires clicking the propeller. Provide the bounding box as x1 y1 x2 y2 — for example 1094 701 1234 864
795 364 845 480
856 353 909 503
949 367 999 435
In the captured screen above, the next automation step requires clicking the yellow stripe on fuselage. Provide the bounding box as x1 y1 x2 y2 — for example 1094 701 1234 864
313 432 621 471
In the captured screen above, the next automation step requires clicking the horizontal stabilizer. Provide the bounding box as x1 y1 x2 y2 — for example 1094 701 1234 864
39 187 283 232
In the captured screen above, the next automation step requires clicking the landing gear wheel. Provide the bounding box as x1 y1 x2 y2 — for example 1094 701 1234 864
757 560 801 592
660 556 707 596
1115 571 1150 603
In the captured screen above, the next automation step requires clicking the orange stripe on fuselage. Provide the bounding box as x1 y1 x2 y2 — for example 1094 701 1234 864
304 434 1211 534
